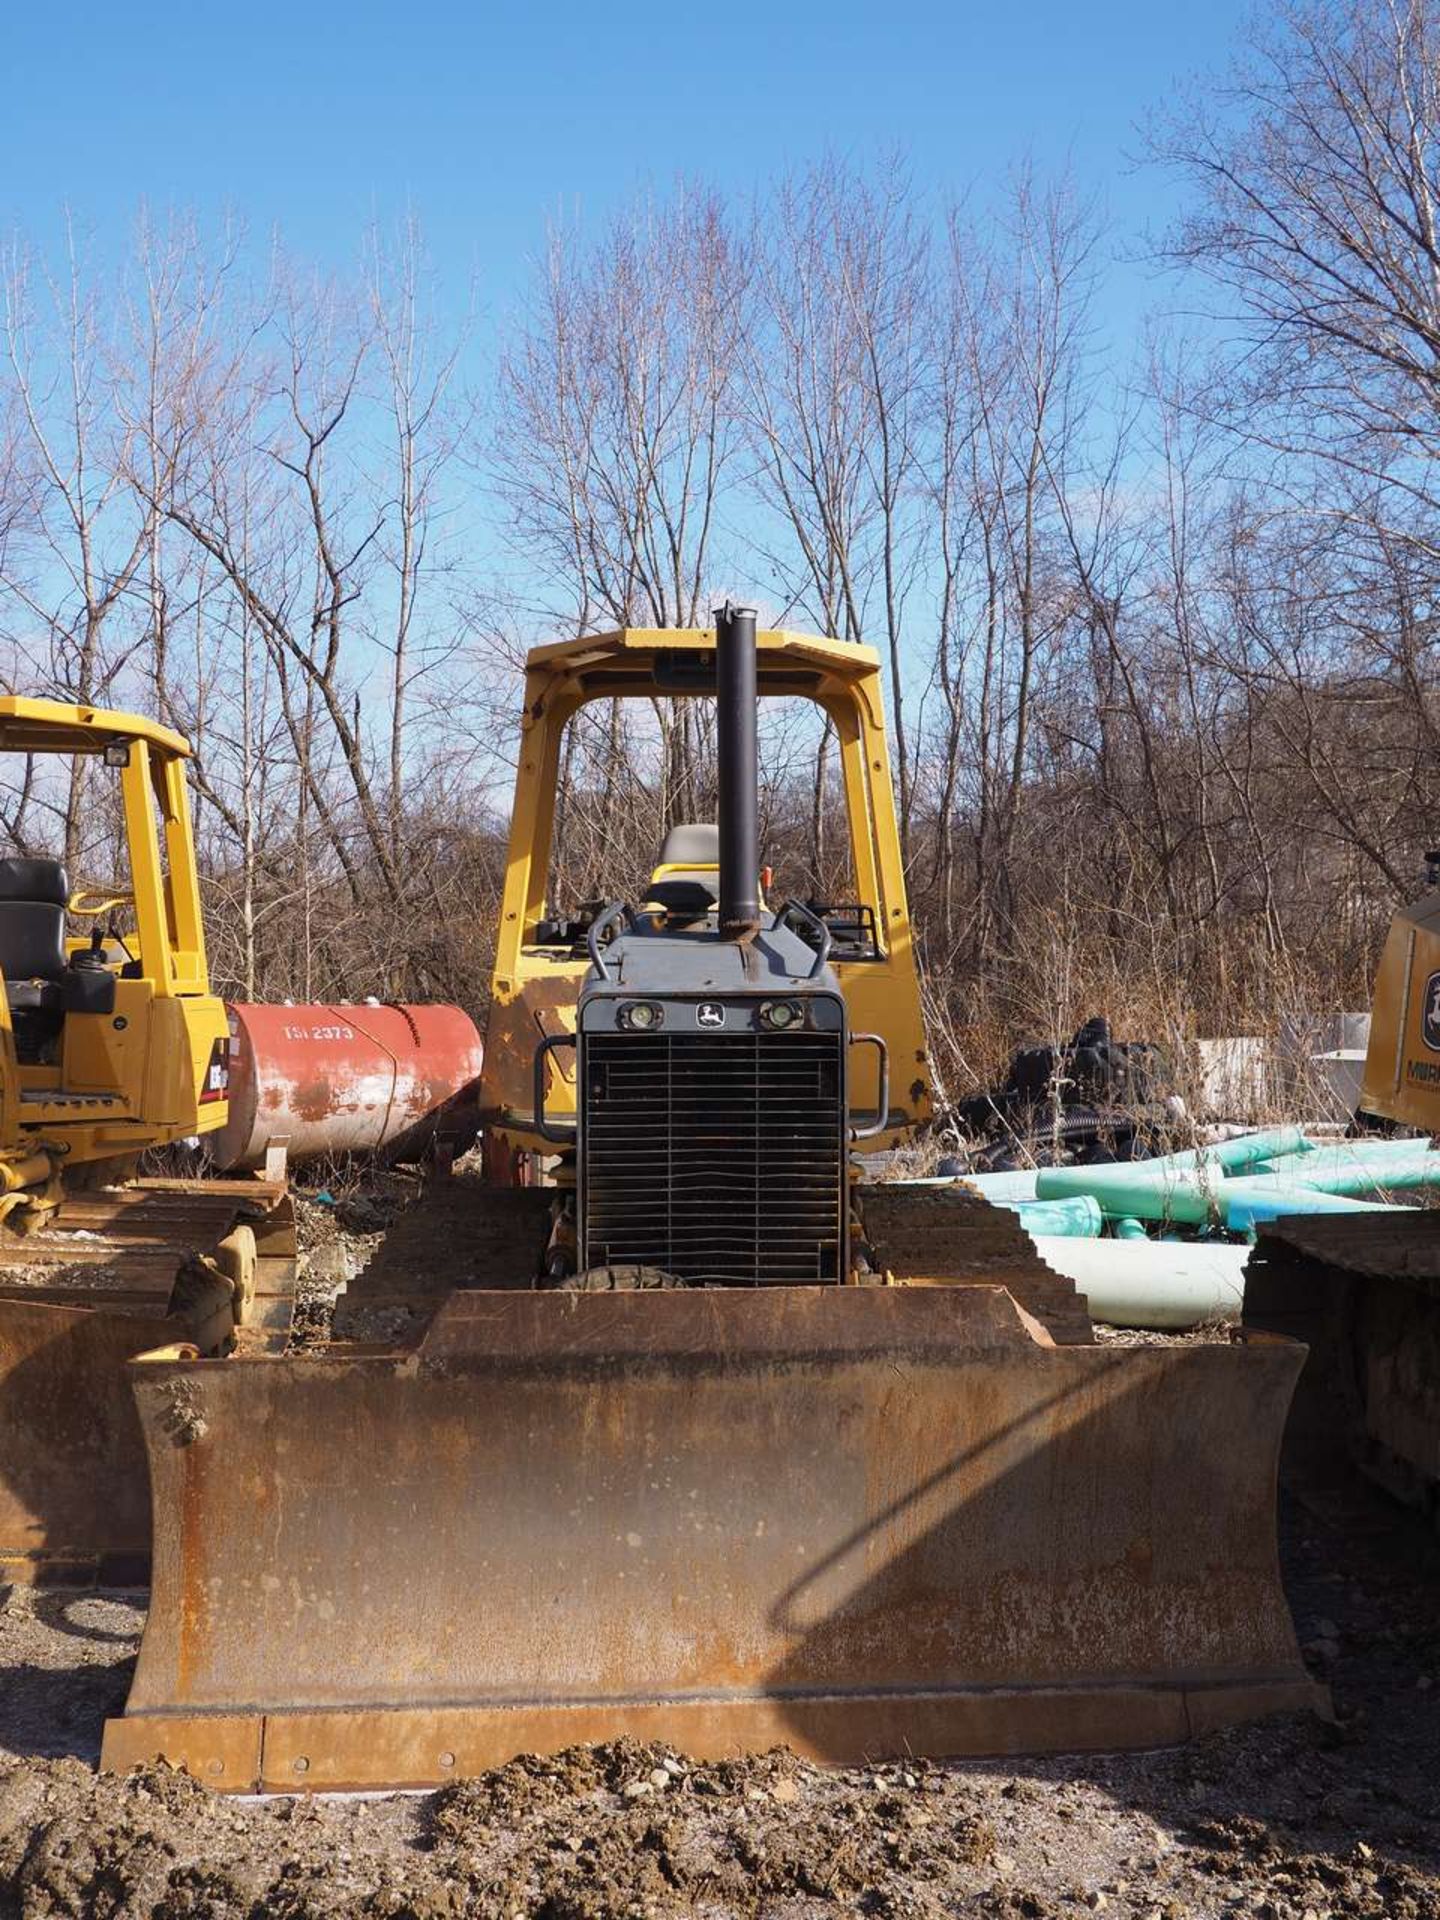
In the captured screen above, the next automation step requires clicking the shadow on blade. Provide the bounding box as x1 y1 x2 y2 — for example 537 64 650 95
100 1284 1318 1792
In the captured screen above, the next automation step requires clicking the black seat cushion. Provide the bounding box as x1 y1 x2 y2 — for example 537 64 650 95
0 902 66 982
0 857 71 986
646 878 718 918
0 858 68 906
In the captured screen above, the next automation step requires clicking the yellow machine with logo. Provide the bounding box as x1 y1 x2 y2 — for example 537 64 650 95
103 616 1316 1792
1359 862 1440 1123
0 698 291 1584
1246 856 1440 1513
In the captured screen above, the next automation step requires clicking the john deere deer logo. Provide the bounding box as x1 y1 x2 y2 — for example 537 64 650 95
1423 971 1440 1052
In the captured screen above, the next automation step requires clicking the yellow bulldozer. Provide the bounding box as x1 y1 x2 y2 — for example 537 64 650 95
99 609 1316 1792
0 698 293 1584
1246 858 1440 1515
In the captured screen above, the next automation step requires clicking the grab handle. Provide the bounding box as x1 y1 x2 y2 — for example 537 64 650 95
849 1031 890 1140
586 901 633 980
533 1033 578 1143
774 900 833 980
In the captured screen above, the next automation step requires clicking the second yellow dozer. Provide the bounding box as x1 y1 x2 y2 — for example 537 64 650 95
1246 857 1440 1511
0 700 294 1585
103 611 1316 1792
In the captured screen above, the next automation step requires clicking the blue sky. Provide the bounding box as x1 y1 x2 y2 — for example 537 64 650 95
5 0 1251 340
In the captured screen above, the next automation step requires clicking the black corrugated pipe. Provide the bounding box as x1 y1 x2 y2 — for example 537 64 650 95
714 601 761 938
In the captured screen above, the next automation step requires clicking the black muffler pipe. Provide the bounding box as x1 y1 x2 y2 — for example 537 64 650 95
714 601 761 938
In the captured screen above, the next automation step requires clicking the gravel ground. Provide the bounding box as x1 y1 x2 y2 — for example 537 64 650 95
287 1183 419 1349
0 1479 1436 1919
0 1184 1435 1917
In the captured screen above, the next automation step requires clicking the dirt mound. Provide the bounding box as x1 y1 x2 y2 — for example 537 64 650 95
426 1741 997 1917
0 1745 1014 1920
1192 1812 1440 1918
2 1712 1440 1920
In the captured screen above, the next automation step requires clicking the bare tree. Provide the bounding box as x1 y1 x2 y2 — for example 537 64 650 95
0 218 156 867
1157 0 1440 533
741 157 928 846
365 216 469 859
494 186 747 851
496 187 744 633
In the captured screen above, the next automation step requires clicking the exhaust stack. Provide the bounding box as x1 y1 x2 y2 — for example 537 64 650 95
714 602 761 938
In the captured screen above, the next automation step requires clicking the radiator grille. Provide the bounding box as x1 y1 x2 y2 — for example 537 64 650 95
581 1028 845 1284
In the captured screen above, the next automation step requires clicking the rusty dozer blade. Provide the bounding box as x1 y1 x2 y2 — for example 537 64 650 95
0 1181 295 1585
103 1285 1318 1791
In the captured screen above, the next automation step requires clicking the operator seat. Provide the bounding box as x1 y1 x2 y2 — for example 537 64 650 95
0 856 116 1064
0 857 68 986
646 822 720 921
0 858 69 1062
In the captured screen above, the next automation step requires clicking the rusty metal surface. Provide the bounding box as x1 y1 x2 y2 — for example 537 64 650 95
105 1674 1323 1793
1253 1210 1440 1294
213 1003 485 1171
107 1285 1316 1788
860 1185 1093 1344
0 1181 294 1583
1246 1213 1440 1498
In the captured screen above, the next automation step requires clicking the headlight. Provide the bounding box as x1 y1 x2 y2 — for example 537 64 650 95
760 998 804 1030
618 1000 663 1031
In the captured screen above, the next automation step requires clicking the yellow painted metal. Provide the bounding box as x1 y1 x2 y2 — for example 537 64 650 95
647 860 720 887
481 626 931 1153
0 698 229 1209
67 888 134 917
1360 879 1440 1125
0 696 193 760
0 1154 54 1193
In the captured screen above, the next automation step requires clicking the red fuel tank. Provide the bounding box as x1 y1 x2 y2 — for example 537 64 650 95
212 1003 485 1171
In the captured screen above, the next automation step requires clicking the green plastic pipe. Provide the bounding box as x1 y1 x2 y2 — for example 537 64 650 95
1251 1131 1437 1172
1008 1195 1104 1238
958 1130 1326 1216
1252 1140 1438 1182
1034 1162 1224 1223
1281 1157 1440 1198
1036 1129 1320 1208
1224 1181 1402 1231
1166 1126 1316 1171
1036 1157 1418 1226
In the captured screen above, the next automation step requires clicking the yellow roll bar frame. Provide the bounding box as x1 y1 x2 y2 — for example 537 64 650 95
480 627 931 1153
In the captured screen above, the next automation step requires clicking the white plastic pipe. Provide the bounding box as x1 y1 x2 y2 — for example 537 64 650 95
1029 1236 1250 1331
878 1172 1044 1201
961 1168 1041 1204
